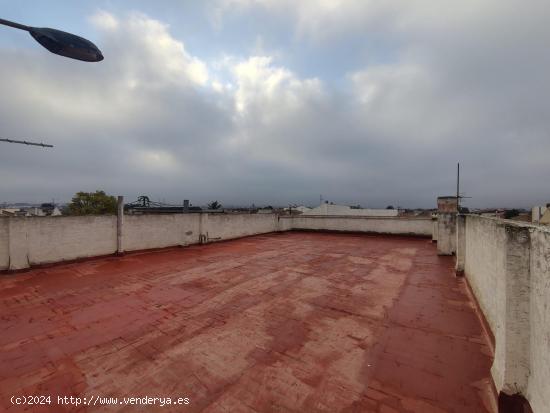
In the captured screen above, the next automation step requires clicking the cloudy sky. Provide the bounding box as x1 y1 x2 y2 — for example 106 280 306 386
0 1 548 208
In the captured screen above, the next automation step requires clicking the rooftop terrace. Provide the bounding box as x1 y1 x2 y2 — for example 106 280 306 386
0 232 495 412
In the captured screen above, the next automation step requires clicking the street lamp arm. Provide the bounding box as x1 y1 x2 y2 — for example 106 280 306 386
0 18 30 32
0 138 53 148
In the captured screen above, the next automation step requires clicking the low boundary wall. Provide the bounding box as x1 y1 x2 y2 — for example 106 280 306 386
0 214 431 271
289 215 432 236
1 216 117 271
458 215 550 412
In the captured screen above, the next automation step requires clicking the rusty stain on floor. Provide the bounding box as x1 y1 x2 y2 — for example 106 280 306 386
0 232 495 412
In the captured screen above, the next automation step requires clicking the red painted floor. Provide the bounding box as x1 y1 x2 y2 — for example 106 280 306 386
0 232 495 412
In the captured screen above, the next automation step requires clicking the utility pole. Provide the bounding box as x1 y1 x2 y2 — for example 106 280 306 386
1 137 53 148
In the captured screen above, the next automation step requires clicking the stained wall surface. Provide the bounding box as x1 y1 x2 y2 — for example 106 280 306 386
527 229 550 412
463 216 507 389
290 216 432 236
2 216 117 270
0 219 8 269
437 213 456 255
123 214 201 251
204 213 280 241
463 215 550 412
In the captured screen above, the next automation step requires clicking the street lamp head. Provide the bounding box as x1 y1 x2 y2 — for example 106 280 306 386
0 17 103 62
29 27 103 62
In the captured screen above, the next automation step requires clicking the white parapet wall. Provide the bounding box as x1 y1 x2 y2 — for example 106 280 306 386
288 215 433 236
462 216 508 386
461 215 550 412
529 228 550 413
121 214 283 252
1 216 117 270
203 213 281 241
0 214 432 271
123 214 201 251
0 218 8 270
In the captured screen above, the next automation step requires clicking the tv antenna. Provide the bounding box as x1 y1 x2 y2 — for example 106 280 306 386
456 162 472 211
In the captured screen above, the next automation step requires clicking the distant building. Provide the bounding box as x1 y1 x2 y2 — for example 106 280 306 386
0 208 20 216
1 205 62 217
302 203 398 217
283 206 312 214
40 203 62 215
25 204 62 216
479 209 504 218
27 207 45 216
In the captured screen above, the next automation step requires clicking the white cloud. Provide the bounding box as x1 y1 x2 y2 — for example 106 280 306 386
89 10 119 31
230 56 322 117
95 11 209 87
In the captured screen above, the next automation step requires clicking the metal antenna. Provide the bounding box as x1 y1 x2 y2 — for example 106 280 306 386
1 137 53 148
456 162 460 212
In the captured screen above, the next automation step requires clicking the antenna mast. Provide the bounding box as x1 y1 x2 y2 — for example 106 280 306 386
456 162 460 212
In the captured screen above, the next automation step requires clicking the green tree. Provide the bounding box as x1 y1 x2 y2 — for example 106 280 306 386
67 190 117 215
207 200 222 210
504 209 520 219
